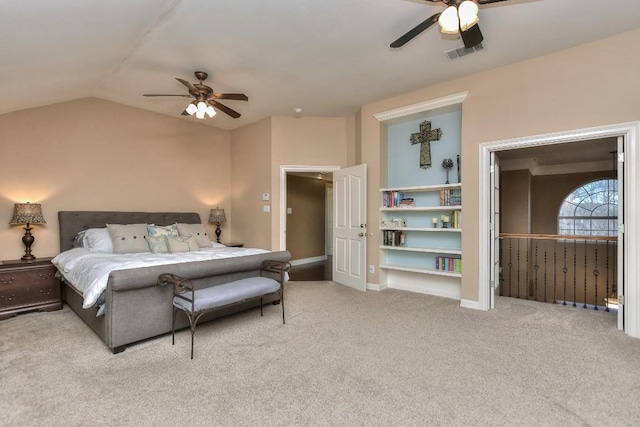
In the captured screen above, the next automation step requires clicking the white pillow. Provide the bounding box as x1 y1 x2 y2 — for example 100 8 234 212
107 223 149 254
79 228 113 253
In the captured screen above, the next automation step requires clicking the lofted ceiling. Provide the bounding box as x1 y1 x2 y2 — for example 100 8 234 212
2 0 640 130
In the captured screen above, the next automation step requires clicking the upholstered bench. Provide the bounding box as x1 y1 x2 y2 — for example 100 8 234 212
158 260 290 359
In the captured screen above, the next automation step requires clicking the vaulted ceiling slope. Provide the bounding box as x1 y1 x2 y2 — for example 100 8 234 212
3 0 640 130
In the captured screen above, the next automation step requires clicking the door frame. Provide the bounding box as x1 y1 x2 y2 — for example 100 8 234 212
478 122 640 338
279 165 341 251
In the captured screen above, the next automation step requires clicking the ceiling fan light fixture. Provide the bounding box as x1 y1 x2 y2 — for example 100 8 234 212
205 105 216 118
458 1 479 31
438 6 459 34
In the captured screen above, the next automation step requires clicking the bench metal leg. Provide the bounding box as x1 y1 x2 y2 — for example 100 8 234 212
281 290 285 325
172 306 177 345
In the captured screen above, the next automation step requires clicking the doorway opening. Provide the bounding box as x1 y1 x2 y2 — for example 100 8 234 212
496 139 618 316
279 165 338 281
480 122 640 338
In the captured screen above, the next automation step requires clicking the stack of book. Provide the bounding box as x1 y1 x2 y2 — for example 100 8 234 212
383 230 405 246
435 257 462 273
382 191 403 208
398 198 414 207
439 189 462 206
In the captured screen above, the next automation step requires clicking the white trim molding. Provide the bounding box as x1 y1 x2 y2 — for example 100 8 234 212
478 122 640 339
373 91 469 123
367 282 387 291
460 299 482 310
289 256 327 266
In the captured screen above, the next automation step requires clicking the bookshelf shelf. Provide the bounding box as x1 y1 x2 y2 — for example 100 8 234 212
380 206 461 212
380 227 461 233
380 246 462 255
380 183 461 193
379 264 462 278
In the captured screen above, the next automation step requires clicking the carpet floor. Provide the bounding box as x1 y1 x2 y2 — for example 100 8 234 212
1 281 639 426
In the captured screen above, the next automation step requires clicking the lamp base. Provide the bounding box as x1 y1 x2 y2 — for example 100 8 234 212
215 224 222 243
21 225 36 261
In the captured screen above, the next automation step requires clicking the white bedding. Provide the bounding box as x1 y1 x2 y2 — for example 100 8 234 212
52 247 269 309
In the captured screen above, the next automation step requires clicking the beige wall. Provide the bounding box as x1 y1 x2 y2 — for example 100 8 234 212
501 170 531 234
531 171 616 234
360 28 640 302
0 97 230 260
268 116 353 250
230 116 353 251
286 175 327 260
230 118 273 249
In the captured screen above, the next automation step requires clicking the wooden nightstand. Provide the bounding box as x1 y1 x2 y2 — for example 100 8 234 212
0 257 62 320
223 242 244 247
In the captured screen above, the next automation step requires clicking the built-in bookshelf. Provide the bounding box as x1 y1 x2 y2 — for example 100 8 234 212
380 183 462 278
379 105 463 299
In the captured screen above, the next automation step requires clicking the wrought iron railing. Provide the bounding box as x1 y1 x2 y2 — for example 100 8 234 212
499 233 618 311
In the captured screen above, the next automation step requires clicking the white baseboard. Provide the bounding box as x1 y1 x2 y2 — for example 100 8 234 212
290 255 327 266
460 299 483 310
366 282 387 291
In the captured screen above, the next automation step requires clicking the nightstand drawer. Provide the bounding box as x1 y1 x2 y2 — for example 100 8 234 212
0 259 61 318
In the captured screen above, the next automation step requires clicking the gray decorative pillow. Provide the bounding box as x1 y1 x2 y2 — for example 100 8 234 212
167 234 199 253
106 223 149 254
147 235 169 254
177 223 211 248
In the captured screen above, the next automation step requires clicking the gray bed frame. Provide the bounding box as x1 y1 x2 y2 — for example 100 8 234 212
58 211 291 354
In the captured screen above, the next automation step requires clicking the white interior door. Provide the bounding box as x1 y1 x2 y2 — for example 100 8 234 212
333 164 367 291
326 185 334 256
617 136 625 331
489 152 501 309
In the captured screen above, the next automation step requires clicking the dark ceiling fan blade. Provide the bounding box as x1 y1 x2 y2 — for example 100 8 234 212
181 110 189 116
143 94 193 97
175 77 199 94
210 100 241 118
390 13 441 48
460 23 484 49
476 0 511 4
210 93 249 101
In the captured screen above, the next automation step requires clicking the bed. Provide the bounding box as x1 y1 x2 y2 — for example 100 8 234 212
56 211 291 354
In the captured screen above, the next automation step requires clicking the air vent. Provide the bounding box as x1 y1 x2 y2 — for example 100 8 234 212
444 42 485 60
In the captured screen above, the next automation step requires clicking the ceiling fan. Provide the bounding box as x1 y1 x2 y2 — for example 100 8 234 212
143 71 248 119
390 0 512 49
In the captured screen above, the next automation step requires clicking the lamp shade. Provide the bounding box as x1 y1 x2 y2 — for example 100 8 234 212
209 207 227 224
186 103 198 115
10 202 46 225
438 6 459 34
458 1 479 31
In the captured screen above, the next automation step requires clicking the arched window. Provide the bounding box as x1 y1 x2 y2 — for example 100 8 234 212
558 179 618 237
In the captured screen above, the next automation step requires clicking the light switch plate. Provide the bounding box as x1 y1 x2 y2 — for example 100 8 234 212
287 207 292 214
262 193 270 201
263 205 270 213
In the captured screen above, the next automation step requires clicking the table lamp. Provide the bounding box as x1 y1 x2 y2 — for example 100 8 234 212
9 202 46 260
209 207 227 243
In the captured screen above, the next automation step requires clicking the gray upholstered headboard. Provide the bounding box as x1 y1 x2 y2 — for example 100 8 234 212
58 211 202 252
